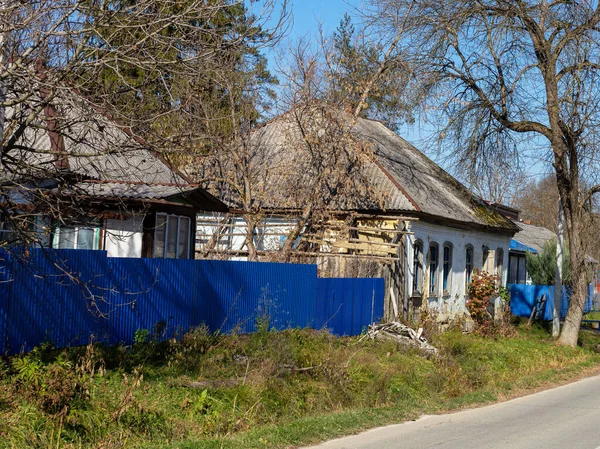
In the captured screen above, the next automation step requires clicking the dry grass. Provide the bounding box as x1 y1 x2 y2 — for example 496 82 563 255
1 322 599 449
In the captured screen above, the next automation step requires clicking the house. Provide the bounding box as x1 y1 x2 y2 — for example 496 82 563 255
507 220 556 285
487 204 600 288
1 88 227 258
194 108 518 319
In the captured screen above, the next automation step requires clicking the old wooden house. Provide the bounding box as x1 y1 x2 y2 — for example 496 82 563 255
194 108 518 319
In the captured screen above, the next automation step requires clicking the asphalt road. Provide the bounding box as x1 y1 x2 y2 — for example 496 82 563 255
304 375 600 449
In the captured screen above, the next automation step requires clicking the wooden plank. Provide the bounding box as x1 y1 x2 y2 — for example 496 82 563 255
195 248 399 263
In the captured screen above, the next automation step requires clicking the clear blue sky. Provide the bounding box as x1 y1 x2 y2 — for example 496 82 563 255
287 0 351 38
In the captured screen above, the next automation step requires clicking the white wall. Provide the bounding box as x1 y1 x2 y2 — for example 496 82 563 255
196 213 298 259
104 217 143 258
406 221 511 314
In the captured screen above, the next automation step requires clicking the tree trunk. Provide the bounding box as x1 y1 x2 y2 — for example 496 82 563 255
0 21 6 151
557 207 587 347
245 215 258 261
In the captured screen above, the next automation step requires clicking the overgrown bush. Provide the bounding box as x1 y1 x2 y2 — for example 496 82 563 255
466 270 513 336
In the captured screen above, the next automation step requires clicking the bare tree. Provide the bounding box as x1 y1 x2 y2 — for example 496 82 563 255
0 0 288 245
515 174 600 262
192 38 401 263
456 157 528 206
362 0 600 346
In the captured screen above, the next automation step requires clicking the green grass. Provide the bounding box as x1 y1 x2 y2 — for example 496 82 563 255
1 323 600 449
583 310 600 321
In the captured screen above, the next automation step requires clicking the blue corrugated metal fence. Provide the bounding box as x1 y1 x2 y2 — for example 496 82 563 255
0 249 384 354
509 283 594 321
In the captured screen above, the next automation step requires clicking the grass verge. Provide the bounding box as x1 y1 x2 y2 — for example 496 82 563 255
1 322 600 449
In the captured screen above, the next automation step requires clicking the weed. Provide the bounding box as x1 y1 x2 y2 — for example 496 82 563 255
1 326 599 449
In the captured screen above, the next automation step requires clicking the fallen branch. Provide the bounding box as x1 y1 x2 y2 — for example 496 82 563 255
359 322 438 356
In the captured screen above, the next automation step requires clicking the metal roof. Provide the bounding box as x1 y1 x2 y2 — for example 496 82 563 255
510 221 556 254
203 109 516 232
3 88 225 210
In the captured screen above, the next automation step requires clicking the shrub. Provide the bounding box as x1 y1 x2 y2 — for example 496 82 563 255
466 270 499 334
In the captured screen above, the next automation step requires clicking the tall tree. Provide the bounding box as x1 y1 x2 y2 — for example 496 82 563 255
515 174 600 261
326 13 414 130
82 0 280 158
515 175 561 233
364 0 600 346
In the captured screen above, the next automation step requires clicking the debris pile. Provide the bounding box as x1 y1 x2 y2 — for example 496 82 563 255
360 322 437 356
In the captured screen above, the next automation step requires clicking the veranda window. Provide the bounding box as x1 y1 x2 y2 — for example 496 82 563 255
53 226 101 250
154 213 191 259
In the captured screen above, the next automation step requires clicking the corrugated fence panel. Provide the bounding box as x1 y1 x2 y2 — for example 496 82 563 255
0 251 12 354
1 249 384 354
510 283 594 321
106 257 200 345
198 260 318 333
316 278 384 336
4 249 110 353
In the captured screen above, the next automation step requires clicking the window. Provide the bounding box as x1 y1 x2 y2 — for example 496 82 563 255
442 243 453 295
153 213 191 259
508 254 527 284
428 243 439 296
482 246 490 272
53 226 101 250
412 240 424 294
465 245 474 287
495 248 504 281
0 216 16 244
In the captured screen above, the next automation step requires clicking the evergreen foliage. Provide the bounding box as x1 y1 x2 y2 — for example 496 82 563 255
525 239 571 286
330 14 413 130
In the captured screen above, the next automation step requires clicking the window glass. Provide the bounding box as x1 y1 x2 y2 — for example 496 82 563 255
154 214 167 258
77 228 94 250
0 217 14 243
154 214 193 259
166 216 178 258
517 256 527 284
508 255 519 284
178 217 190 259
443 244 452 293
412 241 423 294
466 246 473 287
429 244 439 295
58 228 76 249
482 246 490 271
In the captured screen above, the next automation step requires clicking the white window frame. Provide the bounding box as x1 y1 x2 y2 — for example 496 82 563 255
442 243 453 296
52 226 101 250
153 213 191 259
428 242 440 297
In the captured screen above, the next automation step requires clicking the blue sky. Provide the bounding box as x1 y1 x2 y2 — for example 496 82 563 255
286 0 351 38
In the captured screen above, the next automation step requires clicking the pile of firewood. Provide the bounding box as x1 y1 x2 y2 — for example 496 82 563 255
359 322 438 356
